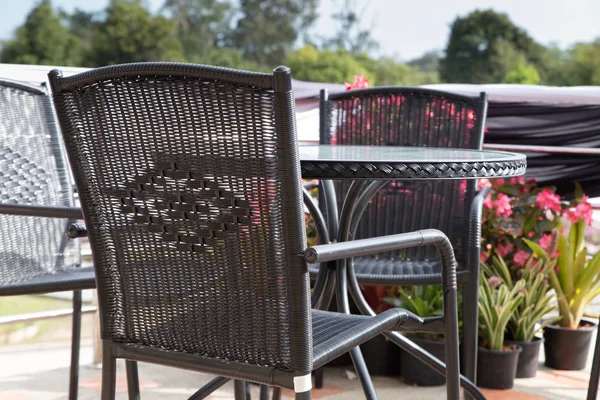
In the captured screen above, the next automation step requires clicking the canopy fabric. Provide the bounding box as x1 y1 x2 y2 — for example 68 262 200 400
425 84 600 197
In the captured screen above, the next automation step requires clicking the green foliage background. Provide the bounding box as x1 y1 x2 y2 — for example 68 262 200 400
1 1 598 87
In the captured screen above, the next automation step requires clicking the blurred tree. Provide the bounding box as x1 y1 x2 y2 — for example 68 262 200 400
356 54 418 86
230 0 318 66
63 8 99 66
502 63 541 84
323 0 378 55
0 0 83 66
538 45 572 86
408 51 441 74
161 0 232 61
285 45 370 83
203 47 264 70
567 40 600 85
87 0 184 66
440 9 545 83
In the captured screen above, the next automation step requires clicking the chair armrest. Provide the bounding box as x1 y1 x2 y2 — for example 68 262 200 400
305 228 454 265
0 203 83 219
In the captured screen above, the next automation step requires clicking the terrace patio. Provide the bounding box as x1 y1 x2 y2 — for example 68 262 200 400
0 322 596 400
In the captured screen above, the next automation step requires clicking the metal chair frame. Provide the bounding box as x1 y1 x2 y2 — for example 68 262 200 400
312 87 489 399
47 62 466 400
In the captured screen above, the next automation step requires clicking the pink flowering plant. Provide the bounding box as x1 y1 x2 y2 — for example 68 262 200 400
481 177 559 270
479 178 592 276
525 184 599 329
479 178 600 341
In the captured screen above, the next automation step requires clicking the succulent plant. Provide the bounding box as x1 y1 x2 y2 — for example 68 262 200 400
478 273 524 351
482 253 559 342
526 218 600 329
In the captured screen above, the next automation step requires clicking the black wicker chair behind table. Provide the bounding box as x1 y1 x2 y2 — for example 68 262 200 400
0 79 96 400
313 87 489 395
48 62 468 400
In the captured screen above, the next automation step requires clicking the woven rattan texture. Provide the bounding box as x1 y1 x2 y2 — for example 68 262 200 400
0 83 80 287
54 74 296 369
300 159 525 180
322 90 485 264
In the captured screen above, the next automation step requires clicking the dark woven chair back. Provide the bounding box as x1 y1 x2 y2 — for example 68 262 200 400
0 80 80 287
321 88 487 264
49 64 311 373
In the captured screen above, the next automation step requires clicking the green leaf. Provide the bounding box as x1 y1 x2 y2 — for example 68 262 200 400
575 182 585 202
524 238 548 260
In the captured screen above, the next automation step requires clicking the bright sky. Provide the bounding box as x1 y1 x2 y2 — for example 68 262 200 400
1 0 599 61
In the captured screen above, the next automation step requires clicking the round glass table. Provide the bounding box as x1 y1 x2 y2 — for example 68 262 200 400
298 144 527 400
298 145 526 180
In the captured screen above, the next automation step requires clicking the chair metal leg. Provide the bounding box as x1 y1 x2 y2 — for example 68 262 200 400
349 347 378 400
295 390 311 400
462 279 479 400
443 284 461 400
234 380 247 400
313 368 324 389
101 340 117 400
259 385 270 400
68 290 82 400
272 386 282 400
189 377 231 399
587 319 600 400
126 360 141 400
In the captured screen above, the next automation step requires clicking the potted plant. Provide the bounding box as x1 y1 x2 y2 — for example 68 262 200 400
525 188 599 370
477 274 524 389
482 254 559 377
384 285 448 386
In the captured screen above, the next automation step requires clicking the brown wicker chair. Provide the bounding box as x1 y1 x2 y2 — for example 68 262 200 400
48 62 465 400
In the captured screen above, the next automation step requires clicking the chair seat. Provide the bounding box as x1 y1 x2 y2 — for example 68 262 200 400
309 257 468 285
311 308 407 369
0 266 96 296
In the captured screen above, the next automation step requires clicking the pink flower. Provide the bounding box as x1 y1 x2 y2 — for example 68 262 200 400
344 75 369 90
487 276 503 290
564 196 593 225
539 234 553 250
494 193 512 218
478 178 491 190
527 231 535 238
496 243 514 257
509 176 526 185
536 189 562 213
513 250 530 267
492 179 505 188
480 251 488 263
484 193 493 209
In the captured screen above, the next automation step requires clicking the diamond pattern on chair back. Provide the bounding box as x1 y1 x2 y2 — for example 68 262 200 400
50 64 310 372
0 81 80 286
322 89 487 264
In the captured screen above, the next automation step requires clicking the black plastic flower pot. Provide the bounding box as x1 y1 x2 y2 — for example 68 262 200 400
400 337 446 386
544 319 597 370
477 345 522 389
504 337 542 378
360 334 402 376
